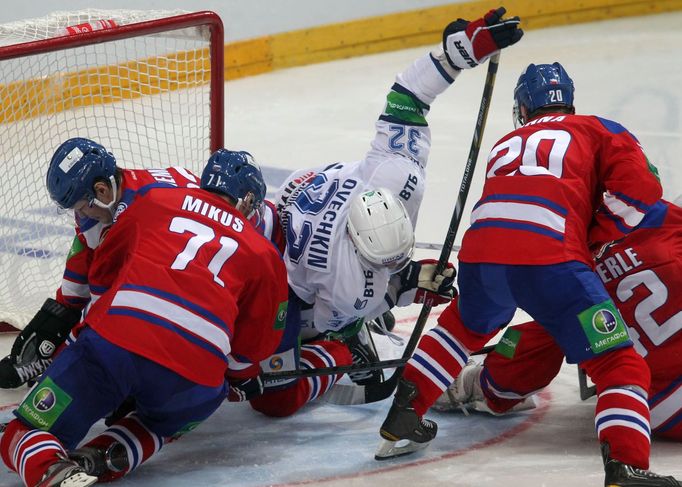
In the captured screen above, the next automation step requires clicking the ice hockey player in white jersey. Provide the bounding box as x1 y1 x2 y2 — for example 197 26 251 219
275 7 523 342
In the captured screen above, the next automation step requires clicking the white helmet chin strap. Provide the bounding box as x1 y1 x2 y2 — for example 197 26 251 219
90 175 118 218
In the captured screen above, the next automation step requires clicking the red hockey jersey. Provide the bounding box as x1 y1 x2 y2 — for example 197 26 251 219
57 167 200 309
596 200 682 434
458 114 662 265
83 186 288 387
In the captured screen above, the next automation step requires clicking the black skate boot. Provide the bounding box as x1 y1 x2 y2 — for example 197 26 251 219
602 443 682 486
375 378 437 460
69 443 128 479
344 323 384 386
36 455 97 487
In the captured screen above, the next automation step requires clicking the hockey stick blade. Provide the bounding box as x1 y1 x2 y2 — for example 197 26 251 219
325 54 502 406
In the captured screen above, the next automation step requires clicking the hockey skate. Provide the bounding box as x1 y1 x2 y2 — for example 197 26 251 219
36 456 97 487
69 443 128 479
602 443 682 486
344 323 384 386
375 378 437 460
432 359 536 415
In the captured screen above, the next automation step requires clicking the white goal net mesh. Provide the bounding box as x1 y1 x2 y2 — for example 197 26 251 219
0 9 222 328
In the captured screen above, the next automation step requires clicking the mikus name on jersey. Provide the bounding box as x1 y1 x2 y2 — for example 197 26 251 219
181 195 244 232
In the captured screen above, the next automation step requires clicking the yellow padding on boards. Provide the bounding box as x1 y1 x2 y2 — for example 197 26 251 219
0 48 211 124
236 0 682 73
2 0 681 123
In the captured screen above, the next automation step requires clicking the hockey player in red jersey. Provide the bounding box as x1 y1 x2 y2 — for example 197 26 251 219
197 149 377 417
436 198 682 443
0 142 288 487
375 59 682 486
0 138 201 390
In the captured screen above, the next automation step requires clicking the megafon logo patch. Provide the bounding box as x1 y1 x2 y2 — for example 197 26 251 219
32 387 56 412
592 309 618 334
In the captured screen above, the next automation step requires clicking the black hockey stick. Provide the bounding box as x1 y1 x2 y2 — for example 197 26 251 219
578 366 596 400
322 53 502 405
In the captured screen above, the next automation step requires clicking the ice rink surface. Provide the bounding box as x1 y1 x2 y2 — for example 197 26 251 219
1 11 682 487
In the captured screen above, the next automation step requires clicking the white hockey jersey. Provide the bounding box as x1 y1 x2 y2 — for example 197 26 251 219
277 50 459 335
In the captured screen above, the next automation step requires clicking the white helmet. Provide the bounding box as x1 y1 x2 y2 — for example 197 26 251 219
347 188 415 273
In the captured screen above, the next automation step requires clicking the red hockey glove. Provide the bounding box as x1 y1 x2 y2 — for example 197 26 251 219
443 7 523 70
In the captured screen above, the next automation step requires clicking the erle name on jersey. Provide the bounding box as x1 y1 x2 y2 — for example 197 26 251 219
181 195 244 232
595 247 643 284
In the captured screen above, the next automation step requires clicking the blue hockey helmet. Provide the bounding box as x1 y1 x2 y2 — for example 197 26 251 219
513 62 574 128
201 149 267 218
46 137 117 209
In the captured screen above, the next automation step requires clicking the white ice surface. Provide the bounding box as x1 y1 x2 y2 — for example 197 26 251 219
2 11 682 487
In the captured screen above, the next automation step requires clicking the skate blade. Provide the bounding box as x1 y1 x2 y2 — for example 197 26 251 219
59 472 98 487
374 437 431 460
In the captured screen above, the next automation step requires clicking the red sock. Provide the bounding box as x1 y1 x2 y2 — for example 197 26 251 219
582 347 651 468
85 413 163 481
1 419 67 487
403 300 492 416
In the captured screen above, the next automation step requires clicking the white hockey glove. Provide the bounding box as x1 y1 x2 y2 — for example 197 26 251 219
443 7 523 70
388 259 457 307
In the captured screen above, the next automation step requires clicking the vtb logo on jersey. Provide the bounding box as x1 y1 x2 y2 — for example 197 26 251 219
592 309 618 334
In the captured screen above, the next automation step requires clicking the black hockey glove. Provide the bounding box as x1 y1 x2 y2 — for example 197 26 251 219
11 298 82 362
443 7 523 70
0 355 51 389
227 375 264 402
0 298 82 389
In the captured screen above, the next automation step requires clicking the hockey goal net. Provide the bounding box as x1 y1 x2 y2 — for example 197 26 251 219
0 9 224 329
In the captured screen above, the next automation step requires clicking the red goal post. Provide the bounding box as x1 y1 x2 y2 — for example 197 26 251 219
0 9 224 329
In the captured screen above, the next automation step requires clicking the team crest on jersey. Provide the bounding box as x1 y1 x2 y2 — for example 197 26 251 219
113 201 128 223
354 298 367 310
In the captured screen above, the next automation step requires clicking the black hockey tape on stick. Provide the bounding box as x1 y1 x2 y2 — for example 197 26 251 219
264 56 502 405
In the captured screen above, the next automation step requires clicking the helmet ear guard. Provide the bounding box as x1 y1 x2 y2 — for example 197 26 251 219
513 62 575 128
347 188 415 273
46 138 117 210
201 149 267 219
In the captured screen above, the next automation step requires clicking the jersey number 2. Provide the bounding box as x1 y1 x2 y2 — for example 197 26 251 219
616 269 682 357
169 216 238 287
